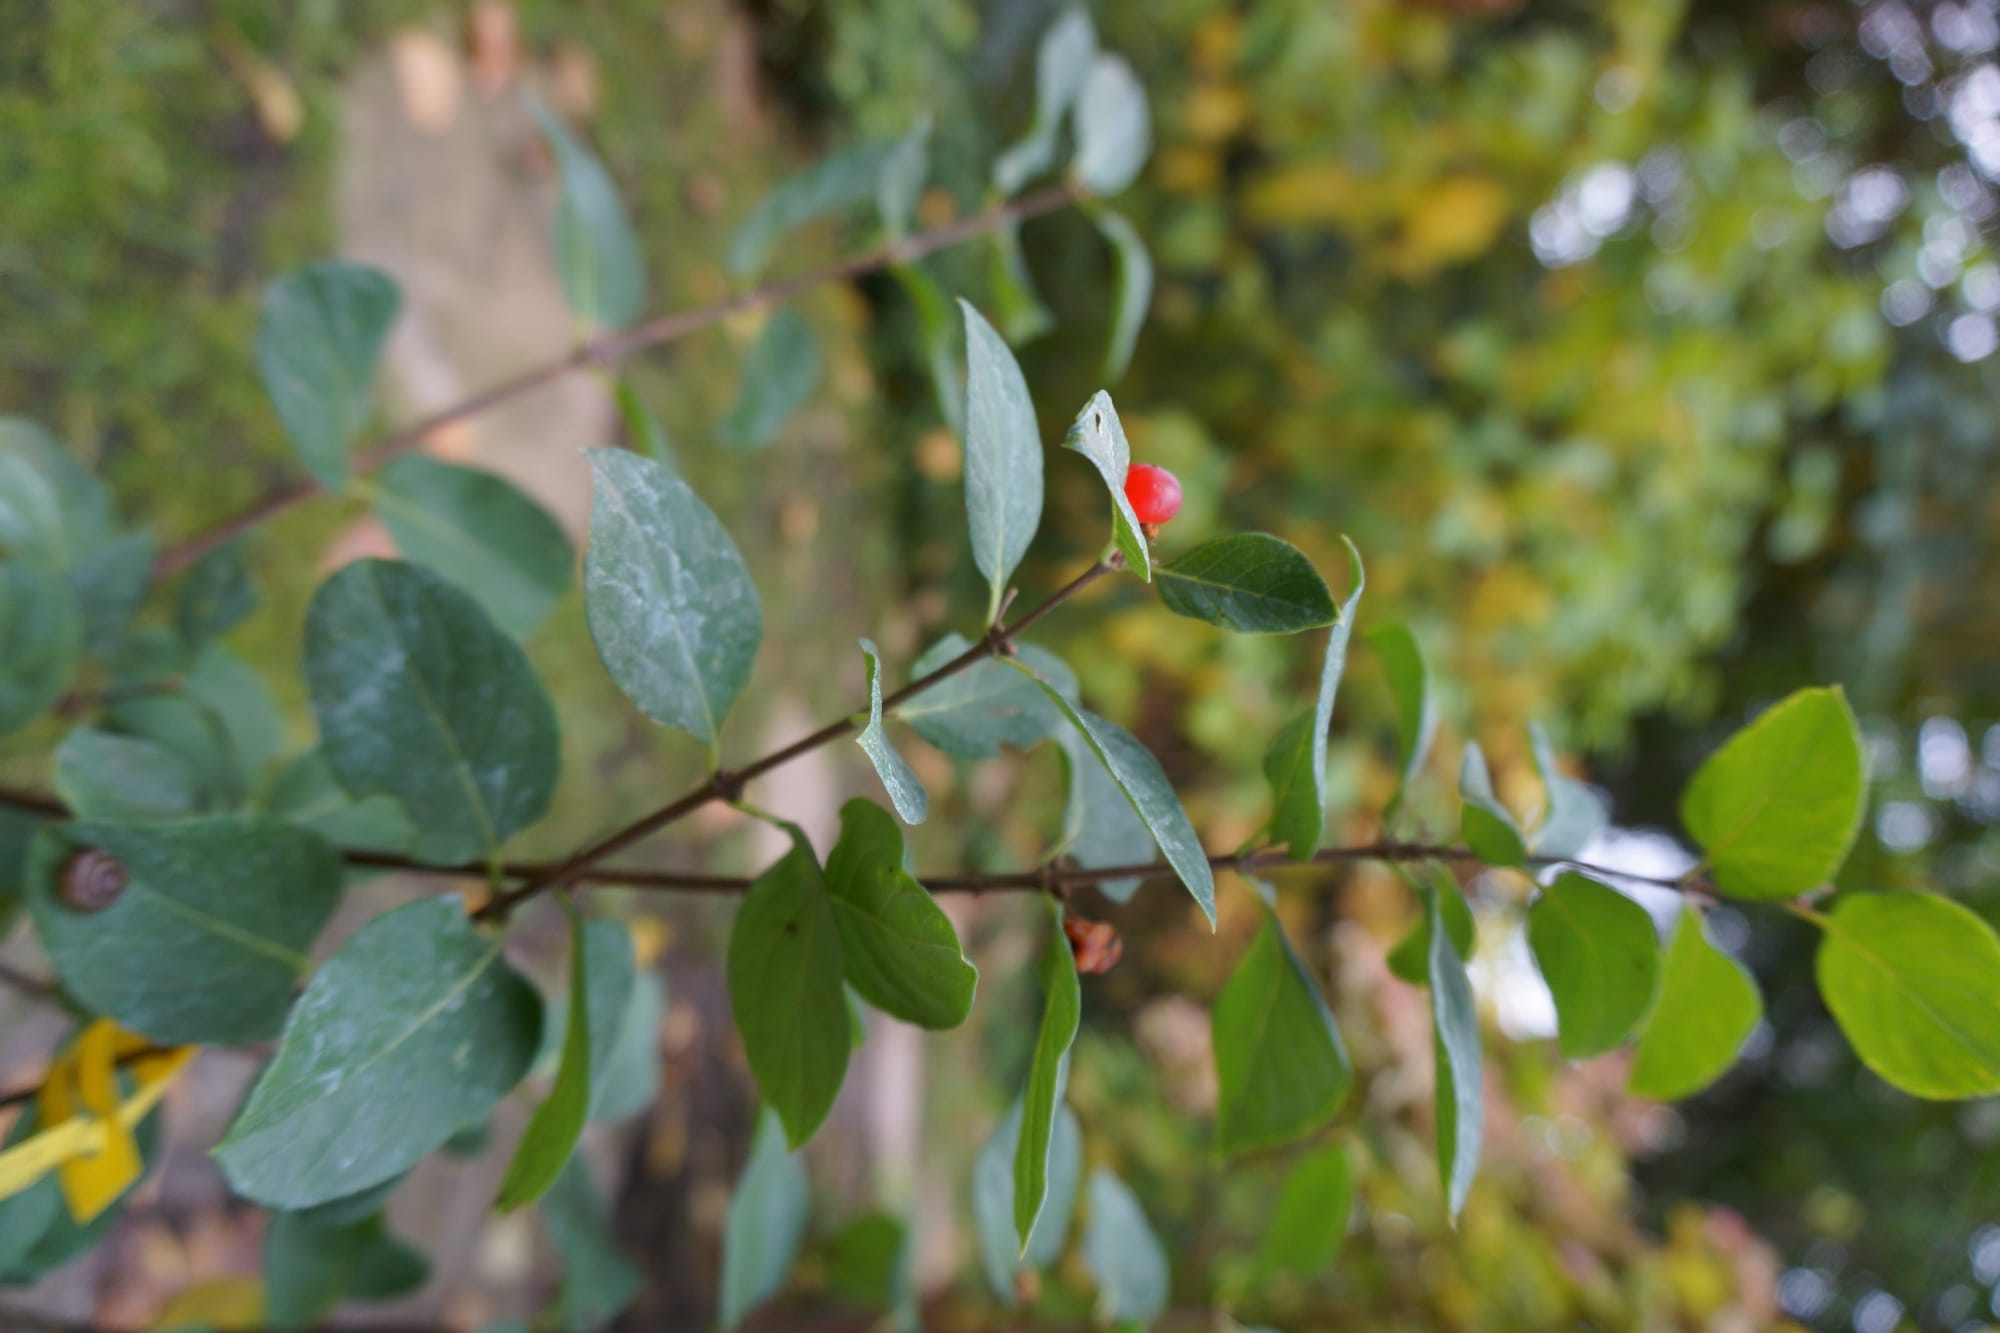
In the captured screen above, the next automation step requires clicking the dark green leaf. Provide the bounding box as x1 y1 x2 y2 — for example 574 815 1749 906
890 262 963 435
372 456 573 639
988 223 1055 343
104 690 243 810
215 897 541 1209
721 309 823 451
1627 908 1761 1101
727 828 850 1148
612 377 680 475
1058 727 1154 903
1062 391 1150 580
499 902 596 1211
1369 623 1435 812
1213 906 1352 1155
894 634 1075 758
0 417 113 570
1015 910 1082 1251
1255 1144 1351 1278
719 1106 810 1331
543 1157 643 1332
826 798 975 1029
993 8 1098 194
1155 535 1335 634
1427 884 1483 1222
264 1212 426 1329
1459 742 1526 867
183 646 286 792
1082 1169 1170 1326
1266 539 1365 860
27 817 342 1045
1814 892 2000 1099
1016 665 1215 924
728 137 907 279
533 99 647 331
264 750 418 860
68 530 154 656
0 562 82 735
825 1213 911 1313
1526 873 1660 1059
855 641 928 824
584 450 762 749
0 804 50 921
305 559 560 866
1089 205 1152 382
1071 54 1150 194
961 300 1045 623
973 1099 1082 1302
1680 686 1865 900
1528 722 1608 859
1387 873 1475 985
177 538 259 648
54 726 202 821
256 261 400 489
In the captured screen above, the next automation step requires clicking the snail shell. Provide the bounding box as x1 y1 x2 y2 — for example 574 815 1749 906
60 849 128 913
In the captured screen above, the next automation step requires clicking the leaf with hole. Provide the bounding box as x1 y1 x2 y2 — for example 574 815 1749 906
1062 391 1150 580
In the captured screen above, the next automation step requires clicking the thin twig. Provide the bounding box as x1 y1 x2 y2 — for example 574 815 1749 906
150 182 1084 579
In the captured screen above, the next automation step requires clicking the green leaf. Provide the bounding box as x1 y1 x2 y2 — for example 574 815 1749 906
264 1212 427 1330
1526 873 1661 1059
0 417 114 570
1062 391 1150 580
876 118 932 238
1015 911 1082 1252
721 308 824 451
1071 54 1151 194
1255 1144 1352 1278
1155 535 1335 634
26 817 342 1045
1082 1169 1170 1326
1089 205 1152 381
855 640 929 824
583 450 763 749
890 263 964 435
1528 722 1608 859
1680 686 1865 900
592 965 664 1124
825 799 974 1029
256 261 400 489
542 1157 643 1332
1015 664 1216 924
533 99 647 331
988 222 1056 344
68 530 155 656
1814 892 2000 1099
1058 727 1155 903
974 1099 1082 1302
1369 623 1435 811
54 726 203 821
1627 908 1761 1101
961 300 1045 623
825 1213 912 1314
612 377 680 475
894 634 1076 758
305 559 560 866
0 562 82 735
1266 539 1365 860
183 646 287 791
215 897 541 1209
0 803 50 920
1427 884 1483 1222
718 1106 810 1331
499 902 596 1211
264 750 418 860
1213 905 1352 1155
728 137 907 279
1459 742 1526 867
728 828 850 1148
993 8 1098 194
104 690 243 811
372 456 574 639
177 538 259 648
1387 872 1475 986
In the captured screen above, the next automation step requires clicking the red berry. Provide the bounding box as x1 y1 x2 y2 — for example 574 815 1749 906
1124 463 1183 527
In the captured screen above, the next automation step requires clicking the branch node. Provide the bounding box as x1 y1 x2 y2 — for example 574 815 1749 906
712 768 747 804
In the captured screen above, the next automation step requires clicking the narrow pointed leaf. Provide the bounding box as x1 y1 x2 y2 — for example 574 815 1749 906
728 136 910 279
895 634 1075 757
1628 908 1761 1101
855 640 928 824
989 222 1056 343
961 300 1044 622
1014 911 1081 1251
1459 742 1526 867
1526 873 1661 1059
584 450 762 747
1387 873 1475 985
1427 884 1483 1222
727 828 849 1147
1815 892 2000 1099
826 799 974 1028
1680 686 1865 900
974 1100 1082 1301
1072 55 1150 194
1062 391 1150 580
992 8 1097 194
876 118 931 238
1212 906 1352 1154
543 1157 643 1330
1089 205 1152 381
1058 727 1155 903
613 377 680 475
533 99 647 330
1265 539 1365 859
305 559 559 866
721 308 823 451
216 898 541 1208
719 1107 809 1331
0 563 81 735
372 456 573 639
1082 1170 1170 1326
1528 722 1608 859
1369 623 1435 810
256 261 400 489
1256 1144 1351 1278
498 902 595 1211
1155 535 1335 633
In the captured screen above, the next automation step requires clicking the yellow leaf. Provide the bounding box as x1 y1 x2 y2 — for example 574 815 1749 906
1389 174 1511 276
1244 160 1364 227
150 1276 266 1331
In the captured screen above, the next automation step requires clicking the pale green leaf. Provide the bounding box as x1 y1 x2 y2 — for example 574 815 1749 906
855 640 928 824
1369 623 1435 812
1266 539 1365 859
993 8 1098 194
1528 722 1608 859
721 309 823 451
1062 391 1150 580
54 727 202 822
1072 54 1150 194
256 261 400 489
533 99 647 331
973 1100 1081 1302
1459 741 1526 867
1628 908 1761 1101
729 137 906 279
1526 873 1660 1059
264 750 418 860
613 378 679 475
1387 871 1475 985
961 300 1045 623
719 1106 809 1332
1058 727 1155 903
543 1157 643 1332
372 456 573 639
498 901 595 1211
890 262 963 435
895 634 1075 758
1255 1144 1351 1278
1082 1169 1170 1327
1089 204 1152 381
1428 884 1483 1222
0 417 114 570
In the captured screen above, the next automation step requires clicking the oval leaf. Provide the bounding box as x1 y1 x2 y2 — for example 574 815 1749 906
1155 534 1335 634
305 559 559 867
1082 1169 1170 1327
0 562 82 735
894 634 1076 758
826 799 974 1029
1680 686 1865 900
584 449 763 748
729 137 907 279
1526 873 1661 1059
1015 910 1082 1252
1428 883 1483 1222
215 898 541 1209
1628 907 1762 1101
721 309 823 451
1815 892 2000 1099
0 418 114 571
727 828 850 1148
533 99 647 330
1212 906 1352 1155
1459 741 1526 867
719 1107 810 1331
372 456 573 639
961 300 1045 623
855 641 928 824
256 261 400 489
1062 391 1150 580
1072 54 1151 194
1256 1144 1352 1278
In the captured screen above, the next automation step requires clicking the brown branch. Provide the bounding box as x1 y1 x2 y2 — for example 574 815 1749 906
0 1308 449 1333
150 182 1085 579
